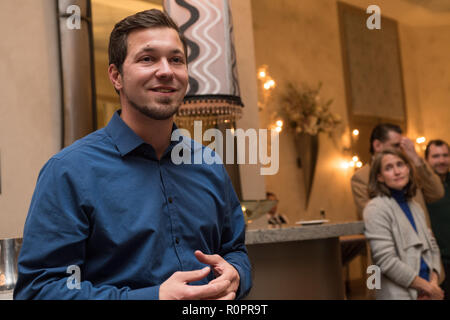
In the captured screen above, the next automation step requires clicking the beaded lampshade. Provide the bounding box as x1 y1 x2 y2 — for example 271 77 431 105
163 0 244 128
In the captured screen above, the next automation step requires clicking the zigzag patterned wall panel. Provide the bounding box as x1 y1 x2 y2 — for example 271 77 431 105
164 0 243 125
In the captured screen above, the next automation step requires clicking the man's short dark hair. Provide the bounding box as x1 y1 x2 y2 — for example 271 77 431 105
108 9 187 74
369 123 403 155
425 139 450 159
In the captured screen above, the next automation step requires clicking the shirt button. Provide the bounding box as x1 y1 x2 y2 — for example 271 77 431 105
168 197 173 203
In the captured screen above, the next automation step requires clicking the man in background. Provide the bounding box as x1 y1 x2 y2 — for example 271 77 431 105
426 139 450 300
351 123 444 223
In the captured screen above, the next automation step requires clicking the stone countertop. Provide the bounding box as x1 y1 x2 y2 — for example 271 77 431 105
245 221 364 245
0 290 14 300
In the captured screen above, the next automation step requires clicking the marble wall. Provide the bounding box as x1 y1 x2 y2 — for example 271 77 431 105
401 25 450 144
0 0 62 238
251 0 356 224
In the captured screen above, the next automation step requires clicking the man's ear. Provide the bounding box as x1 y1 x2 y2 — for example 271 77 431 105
373 139 383 154
108 64 123 92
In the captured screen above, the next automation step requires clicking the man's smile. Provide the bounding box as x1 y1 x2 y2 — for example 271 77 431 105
149 86 178 94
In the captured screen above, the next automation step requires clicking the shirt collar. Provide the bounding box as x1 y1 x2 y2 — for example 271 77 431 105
105 110 182 158
389 187 407 203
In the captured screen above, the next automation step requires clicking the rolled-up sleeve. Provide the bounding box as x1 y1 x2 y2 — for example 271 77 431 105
415 159 445 203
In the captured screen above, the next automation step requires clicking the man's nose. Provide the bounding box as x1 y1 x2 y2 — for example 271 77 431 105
156 58 174 79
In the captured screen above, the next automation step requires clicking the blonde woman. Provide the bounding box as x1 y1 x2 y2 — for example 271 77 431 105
363 149 444 300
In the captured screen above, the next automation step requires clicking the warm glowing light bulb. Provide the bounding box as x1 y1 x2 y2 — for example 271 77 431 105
263 82 271 90
242 206 246 212
356 161 363 168
268 79 275 87
416 137 426 144
276 120 283 127
349 161 355 167
352 156 359 162
275 126 282 133
352 129 359 136
341 162 349 170
259 71 266 78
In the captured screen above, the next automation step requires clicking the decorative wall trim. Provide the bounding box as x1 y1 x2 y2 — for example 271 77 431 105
56 0 97 148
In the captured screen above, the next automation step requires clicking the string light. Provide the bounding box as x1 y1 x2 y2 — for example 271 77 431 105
257 66 267 80
341 157 363 170
258 65 275 91
352 129 359 136
272 119 283 133
415 136 427 154
263 78 276 90
416 136 426 144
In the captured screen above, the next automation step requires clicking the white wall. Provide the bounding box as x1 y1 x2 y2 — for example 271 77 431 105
0 0 62 238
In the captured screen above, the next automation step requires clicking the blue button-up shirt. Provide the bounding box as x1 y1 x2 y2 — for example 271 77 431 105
14 111 252 300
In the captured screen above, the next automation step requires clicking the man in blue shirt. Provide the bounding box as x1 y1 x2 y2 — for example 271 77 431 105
14 9 251 300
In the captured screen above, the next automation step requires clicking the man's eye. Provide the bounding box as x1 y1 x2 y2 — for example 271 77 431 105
141 56 153 62
171 56 185 64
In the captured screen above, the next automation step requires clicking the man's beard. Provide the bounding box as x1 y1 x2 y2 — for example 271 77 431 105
125 91 182 120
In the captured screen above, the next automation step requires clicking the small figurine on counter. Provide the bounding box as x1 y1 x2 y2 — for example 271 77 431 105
266 192 289 228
